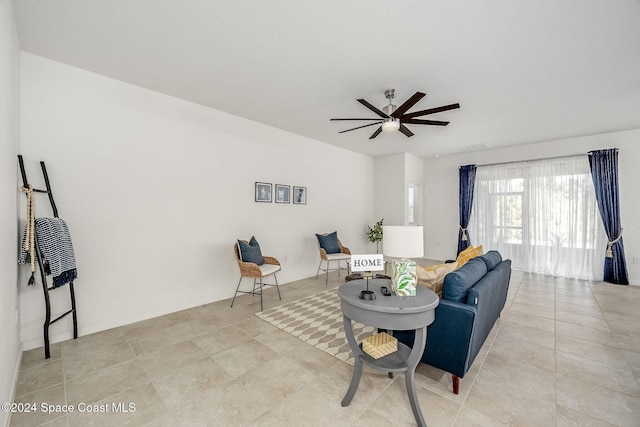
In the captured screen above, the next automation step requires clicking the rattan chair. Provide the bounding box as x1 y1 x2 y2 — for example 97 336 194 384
316 233 351 286
232 241 281 311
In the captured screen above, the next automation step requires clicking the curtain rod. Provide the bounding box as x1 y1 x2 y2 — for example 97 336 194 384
463 153 588 169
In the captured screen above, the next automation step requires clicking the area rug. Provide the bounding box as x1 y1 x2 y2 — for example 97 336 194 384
255 289 375 363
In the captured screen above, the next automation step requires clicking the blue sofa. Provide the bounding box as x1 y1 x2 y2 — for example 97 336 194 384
394 251 511 394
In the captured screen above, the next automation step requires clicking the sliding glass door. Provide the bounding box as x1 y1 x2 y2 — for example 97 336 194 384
469 156 605 279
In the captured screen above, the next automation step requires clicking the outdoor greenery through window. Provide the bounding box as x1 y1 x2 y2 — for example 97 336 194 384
469 156 605 279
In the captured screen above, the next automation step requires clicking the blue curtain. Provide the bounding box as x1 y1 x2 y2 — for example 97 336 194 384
458 165 477 255
588 149 629 285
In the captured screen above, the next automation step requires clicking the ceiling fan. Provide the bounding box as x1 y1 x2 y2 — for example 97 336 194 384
330 89 460 139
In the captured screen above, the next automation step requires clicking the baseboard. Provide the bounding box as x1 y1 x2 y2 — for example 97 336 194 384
4 342 23 427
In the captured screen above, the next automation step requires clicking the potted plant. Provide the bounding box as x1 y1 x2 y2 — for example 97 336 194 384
367 218 384 253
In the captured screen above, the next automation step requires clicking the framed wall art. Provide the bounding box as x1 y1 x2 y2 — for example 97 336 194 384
293 186 307 204
255 182 272 203
275 184 290 203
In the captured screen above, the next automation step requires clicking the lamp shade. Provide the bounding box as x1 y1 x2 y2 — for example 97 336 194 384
382 226 424 259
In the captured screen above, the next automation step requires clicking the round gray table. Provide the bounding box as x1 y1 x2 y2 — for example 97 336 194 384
338 278 439 427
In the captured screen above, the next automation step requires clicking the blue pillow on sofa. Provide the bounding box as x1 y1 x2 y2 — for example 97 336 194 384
478 251 502 271
238 236 264 265
316 231 341 254
443 258 488 303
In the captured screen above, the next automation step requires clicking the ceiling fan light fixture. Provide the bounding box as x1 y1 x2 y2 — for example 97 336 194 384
382 118 400 132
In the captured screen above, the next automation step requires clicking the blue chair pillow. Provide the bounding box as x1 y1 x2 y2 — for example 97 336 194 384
316 231 341 254
238 236 264 265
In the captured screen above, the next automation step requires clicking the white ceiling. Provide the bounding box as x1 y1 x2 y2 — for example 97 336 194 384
13 0 640 158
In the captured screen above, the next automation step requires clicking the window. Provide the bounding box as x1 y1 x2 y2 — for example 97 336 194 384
469 156 605 279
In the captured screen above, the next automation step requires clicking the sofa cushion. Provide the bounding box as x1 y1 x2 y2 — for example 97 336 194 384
316 231 341 254
417 262 458 297
478 250 502 271
238 236 264 265
443 258 488 303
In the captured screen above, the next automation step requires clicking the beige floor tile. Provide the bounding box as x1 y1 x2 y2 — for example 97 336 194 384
136 340 209 379
555 310 612 332
512 294 555 309
62 340 135 380
623 350 640 385
211 338 279 378
126 321 200 355
191 324 252 356
254 327 304 354
14 359 64 398
20 344 62 371
557 335 628 368
67 382 167 427
557 374 640 427
234 315 277 337
60 328 125 357
10 383 66 427
65 359 149 406
508 301 555 320
556 352 640 397
556 404 617 427
454 405 510 427
496 321 555 349
556 320 619 347
151 358 234 409
556 301 605 318
490 335 555 372
501 310 555 332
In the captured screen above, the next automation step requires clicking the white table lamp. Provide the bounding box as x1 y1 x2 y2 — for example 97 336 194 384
382 226 424 296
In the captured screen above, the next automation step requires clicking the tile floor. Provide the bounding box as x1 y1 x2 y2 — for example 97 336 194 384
10 267 640 426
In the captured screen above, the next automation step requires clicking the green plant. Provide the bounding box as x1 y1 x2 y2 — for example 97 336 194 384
367 218 384 253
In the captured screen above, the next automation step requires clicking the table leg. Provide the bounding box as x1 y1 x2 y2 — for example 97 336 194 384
341 315 363 406
405 326 427 427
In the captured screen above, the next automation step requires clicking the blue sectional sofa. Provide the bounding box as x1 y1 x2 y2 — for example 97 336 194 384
394 251 511 394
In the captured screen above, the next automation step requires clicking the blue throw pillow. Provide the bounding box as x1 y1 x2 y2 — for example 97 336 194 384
442 258 488 303
316 231 341 254
478 250 502 271
238 236 264 265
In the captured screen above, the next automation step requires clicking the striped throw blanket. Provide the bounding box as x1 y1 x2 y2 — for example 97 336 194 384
19 217 77 287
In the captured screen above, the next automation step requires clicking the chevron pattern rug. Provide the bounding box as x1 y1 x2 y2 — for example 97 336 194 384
255 289 375 363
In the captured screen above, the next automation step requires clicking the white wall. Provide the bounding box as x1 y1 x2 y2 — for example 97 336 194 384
374 152 424 226
423 130 640 284
0 0 22 425
19 53 375 350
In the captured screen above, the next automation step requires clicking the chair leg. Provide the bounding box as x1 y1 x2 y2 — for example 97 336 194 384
259 278 263 311
325 260 330 286
274 274 281 300
316 260 323 279
231 276 243 307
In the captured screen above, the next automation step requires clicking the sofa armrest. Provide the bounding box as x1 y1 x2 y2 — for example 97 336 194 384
394 300 477 378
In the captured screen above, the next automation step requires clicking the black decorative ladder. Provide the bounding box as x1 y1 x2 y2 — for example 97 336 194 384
18 155 78 359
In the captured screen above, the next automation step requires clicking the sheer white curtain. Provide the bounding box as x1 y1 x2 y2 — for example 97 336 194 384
469 156 605 280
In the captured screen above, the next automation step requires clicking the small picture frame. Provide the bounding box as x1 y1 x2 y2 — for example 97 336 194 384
293 186 307 204
275 184 290 204
255 182 272 203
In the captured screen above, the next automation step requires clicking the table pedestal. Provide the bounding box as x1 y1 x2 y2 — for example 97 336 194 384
338 279 438 427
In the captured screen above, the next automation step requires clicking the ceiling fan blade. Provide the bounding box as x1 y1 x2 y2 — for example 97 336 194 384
402 103 460 119
399 125 414 137
330 118 383 121
357 99 389 118
339 122 383 133
391 92 426 118
369 126 383 139
402 118 449 126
